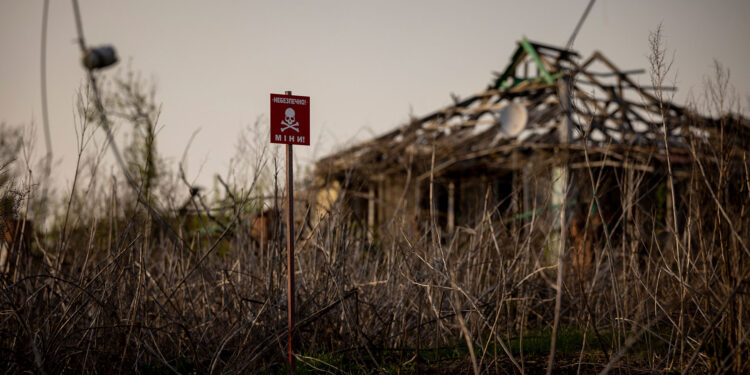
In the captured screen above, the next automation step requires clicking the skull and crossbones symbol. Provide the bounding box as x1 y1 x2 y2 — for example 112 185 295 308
280 108 299 132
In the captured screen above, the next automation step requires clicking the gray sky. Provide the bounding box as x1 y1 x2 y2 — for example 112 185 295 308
2 0 749 191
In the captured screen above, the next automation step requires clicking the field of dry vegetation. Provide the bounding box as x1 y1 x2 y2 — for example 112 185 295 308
1 40 749 374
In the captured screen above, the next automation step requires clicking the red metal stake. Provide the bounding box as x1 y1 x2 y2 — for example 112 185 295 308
284 91 296 374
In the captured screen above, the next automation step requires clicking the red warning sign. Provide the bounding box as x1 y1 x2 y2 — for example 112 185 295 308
270 93 310 146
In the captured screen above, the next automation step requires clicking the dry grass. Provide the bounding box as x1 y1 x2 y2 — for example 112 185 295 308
1 34 749 375
2 114 748 374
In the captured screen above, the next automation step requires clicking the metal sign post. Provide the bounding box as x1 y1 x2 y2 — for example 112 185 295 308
270 91 310 373
285 138 295 373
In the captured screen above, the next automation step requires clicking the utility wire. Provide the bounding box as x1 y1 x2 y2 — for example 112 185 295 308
565 0 596 50
71 0 86 52
40 0 53 211
70 0 190 250
559 0 597 125
71 0 133 194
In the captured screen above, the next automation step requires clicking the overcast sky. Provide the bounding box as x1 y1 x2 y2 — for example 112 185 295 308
1 0 749 191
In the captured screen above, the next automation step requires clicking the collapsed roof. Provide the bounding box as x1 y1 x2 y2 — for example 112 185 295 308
317 38 747 180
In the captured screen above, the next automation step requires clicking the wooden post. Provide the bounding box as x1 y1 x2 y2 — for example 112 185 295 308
284 90 296 374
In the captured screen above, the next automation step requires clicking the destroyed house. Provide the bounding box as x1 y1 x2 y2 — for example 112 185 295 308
313 38 749 252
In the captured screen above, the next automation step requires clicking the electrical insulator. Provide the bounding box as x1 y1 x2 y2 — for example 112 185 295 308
82 45 118 70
